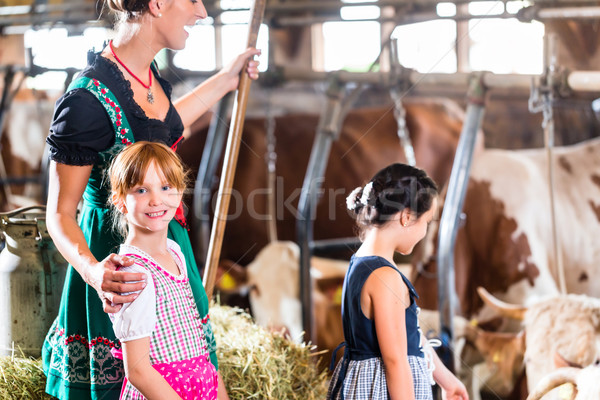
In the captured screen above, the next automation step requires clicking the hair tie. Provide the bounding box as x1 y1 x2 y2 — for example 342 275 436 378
360 182 374 206
346 187 362 211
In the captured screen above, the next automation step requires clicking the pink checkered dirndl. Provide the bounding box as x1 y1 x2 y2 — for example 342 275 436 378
119 250 218 400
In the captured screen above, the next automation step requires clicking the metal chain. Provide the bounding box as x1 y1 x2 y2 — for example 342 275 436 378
528 75 567 295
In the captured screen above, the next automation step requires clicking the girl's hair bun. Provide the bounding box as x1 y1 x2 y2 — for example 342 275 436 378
351 163 438 233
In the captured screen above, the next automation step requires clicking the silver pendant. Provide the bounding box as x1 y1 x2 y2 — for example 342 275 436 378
147 88 154 104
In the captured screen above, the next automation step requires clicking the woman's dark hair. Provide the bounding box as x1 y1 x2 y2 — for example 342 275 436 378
347 163 438 231
105 0 150 20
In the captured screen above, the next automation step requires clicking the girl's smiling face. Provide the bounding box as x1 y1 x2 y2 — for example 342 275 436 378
122 161 182 234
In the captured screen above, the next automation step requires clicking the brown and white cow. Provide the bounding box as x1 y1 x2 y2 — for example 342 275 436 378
413 136 600 317
411 137 600 397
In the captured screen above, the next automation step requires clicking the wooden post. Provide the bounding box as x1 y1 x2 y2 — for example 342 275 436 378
202 0 266 299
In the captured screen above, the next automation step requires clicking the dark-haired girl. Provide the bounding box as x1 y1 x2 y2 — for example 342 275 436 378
42 1 258 398
327 164 468 400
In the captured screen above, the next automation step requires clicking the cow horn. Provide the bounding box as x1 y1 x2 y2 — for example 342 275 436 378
526 367 580 400
477 287 527 321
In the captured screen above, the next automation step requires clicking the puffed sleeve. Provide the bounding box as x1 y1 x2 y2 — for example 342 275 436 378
109 263 157 342
46 88 116 166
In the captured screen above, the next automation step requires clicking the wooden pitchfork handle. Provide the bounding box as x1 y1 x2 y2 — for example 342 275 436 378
202 0 266 299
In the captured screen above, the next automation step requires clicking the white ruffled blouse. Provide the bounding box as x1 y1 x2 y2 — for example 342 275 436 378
110 239 187 342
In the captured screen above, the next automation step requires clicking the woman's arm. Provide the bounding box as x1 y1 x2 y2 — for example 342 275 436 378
122 338 182 400
46 161 146 311
367 267 416 400
431 349 469 400
175 47 261 131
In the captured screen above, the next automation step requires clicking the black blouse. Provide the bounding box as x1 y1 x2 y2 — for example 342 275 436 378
46 51 184 166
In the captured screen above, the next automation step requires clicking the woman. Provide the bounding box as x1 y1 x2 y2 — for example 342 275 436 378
42 0 259 398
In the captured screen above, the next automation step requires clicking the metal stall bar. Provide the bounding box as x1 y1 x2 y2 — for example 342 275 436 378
296 77 360 343
568 72 600 92
281 66 600 93
389 38 416 166
193 93 234 270
436 73 487 371
281 67 538 89
519 5 600 21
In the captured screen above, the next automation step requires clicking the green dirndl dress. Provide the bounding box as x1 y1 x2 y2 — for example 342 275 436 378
42 77 218 400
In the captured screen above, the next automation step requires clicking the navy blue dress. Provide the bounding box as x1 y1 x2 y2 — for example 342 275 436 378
327 255 433 400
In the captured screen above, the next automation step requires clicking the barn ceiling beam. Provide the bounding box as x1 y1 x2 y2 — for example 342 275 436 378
272 9 514 27
202 0 600 15
1 1 600 28
0 2 105 28
519 5 600 21
277 66 600 93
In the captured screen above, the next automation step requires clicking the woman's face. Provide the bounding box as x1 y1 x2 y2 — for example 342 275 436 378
157 0 207 50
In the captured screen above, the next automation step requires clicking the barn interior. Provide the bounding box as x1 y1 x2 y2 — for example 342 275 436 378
1 0 600 399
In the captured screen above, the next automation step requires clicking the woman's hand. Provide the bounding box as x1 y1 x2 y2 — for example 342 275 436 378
84 254 146 313
220 47 261 91
175 47 261 129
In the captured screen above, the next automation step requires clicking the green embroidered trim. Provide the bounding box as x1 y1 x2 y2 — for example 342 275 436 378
68 77 135 146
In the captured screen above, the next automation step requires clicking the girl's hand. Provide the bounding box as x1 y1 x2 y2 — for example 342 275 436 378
84 254 146 313
220 47 261 91
441 376 469 400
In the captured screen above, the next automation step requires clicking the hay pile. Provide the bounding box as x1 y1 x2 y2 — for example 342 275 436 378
212 304 329 400
0 304 327 399
0 354 53 399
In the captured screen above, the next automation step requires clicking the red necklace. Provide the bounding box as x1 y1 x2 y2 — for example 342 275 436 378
109 40 154 104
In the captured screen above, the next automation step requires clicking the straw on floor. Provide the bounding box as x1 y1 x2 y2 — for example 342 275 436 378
212 304 328 399
0 304 328 399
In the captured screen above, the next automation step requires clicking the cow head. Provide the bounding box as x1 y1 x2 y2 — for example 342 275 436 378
467 328 526 396
229 241 347 359
477 286 600 397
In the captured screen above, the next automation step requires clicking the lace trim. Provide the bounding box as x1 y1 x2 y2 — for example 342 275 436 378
91 53 177 135
416 307 438 386
120 243 186 280
49 146 98 166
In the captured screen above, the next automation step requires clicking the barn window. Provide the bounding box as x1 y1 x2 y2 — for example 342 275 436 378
172 0 269 72
392 20 457 73
320 0 381 72
24 27 108 91
172 21 217 71
467 2 544 74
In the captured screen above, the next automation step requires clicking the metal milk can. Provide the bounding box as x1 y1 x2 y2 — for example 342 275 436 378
0 205 67 357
